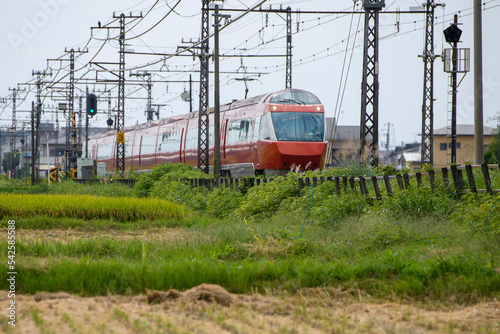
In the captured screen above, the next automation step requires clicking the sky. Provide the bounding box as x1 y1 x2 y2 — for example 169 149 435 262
0 0 499 149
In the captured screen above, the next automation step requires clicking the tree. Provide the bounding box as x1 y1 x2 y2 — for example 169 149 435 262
1 151 20 175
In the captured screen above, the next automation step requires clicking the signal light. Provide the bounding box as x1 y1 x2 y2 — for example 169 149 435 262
86 93 97 116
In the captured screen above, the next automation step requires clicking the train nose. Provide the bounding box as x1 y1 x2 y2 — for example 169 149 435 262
275 142 326 169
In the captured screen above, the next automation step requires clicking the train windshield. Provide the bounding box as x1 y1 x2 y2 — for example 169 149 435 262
271 112 324 142
270 90 320 105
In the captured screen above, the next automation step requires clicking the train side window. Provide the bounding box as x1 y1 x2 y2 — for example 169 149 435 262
125 140 132 157
259 113 272 140
97 143 112 159
238 119 252 142
253 116 261 141
141 136 156 155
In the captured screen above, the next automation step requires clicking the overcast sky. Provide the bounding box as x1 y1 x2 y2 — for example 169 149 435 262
0 0 499 148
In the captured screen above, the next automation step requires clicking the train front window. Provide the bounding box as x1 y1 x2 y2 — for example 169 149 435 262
271 112 324 142
270 90 321 105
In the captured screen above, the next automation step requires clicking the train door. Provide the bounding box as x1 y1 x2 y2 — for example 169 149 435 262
252 116 261 162
138 135 143 166
222 119 228 161
179 127 184 163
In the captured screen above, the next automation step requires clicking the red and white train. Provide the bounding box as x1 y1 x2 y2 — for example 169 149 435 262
88 89 327 176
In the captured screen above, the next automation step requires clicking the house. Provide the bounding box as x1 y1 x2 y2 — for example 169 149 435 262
325 118 360 166
432 125 496 168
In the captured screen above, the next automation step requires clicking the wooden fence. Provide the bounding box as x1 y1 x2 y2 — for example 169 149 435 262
188 164 500 200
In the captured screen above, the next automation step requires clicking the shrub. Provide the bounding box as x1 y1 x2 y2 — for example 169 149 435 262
451 193 500 236
235 174 300 218
133 163 205 198
150 179 208 212
206 187 243 218
376 187 455 218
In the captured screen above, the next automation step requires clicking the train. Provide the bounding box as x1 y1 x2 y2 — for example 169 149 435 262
87 89 327 177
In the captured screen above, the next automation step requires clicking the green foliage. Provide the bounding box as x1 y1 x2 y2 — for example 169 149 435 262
150 179 208 212
133 163 205 198
47 181 133 197
485 130 500 163
206 187 243 218
451 193 500 236
374 164 399 176
235 174 300 217
1 151 20 174
0 182 48 194
376 187 455 218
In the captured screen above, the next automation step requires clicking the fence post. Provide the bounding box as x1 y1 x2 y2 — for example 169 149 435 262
465 165 476 193
372 176 382 200
298 178 304 197
442 167 450 192
256 179 261 186
383 175 393 197
416 172 422 188
403 173 410 189
359 176 369 196
481 164 492 193
235 179 239 190
450 165 464 198
190 179 194 189
312 177 318 188
396 174 405 191
349 177 357 193
429 169 435 192
335 177 341 195
342 177 349 194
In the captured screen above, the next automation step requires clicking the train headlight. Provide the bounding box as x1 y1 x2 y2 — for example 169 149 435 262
317 106 322 111
272 105 277 110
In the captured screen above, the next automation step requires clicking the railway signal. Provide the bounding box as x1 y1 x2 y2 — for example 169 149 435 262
86 93 97 116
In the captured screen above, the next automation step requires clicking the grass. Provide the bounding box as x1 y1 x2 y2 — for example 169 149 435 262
1 210 499 302
1 165 500 305
0 193 191 221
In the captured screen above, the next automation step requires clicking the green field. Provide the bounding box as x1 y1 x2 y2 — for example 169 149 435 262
0 164 499 304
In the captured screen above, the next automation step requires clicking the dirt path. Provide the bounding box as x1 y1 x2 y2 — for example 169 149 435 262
1 285 499 334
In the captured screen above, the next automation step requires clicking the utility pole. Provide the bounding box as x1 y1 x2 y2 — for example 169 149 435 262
451 15 459 164
9 88 17 178
385 122 391 151
32 69 51 183
285 6 292 89
92 13 143 175
112 12 143 176
107 89 112 130
443 15 461 164
474 0 484 164
198 0 210 174
8 87 25 177
213 4 230 178
30 101 35 184
85 87 89 159
360 0 384 166
78 95 83 149
420 1 443 165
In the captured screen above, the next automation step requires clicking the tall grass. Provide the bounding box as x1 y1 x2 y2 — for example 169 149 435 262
47 181 133 197
0 194 190 221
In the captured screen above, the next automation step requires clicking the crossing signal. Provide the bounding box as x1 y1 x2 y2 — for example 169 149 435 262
86 93 97 116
